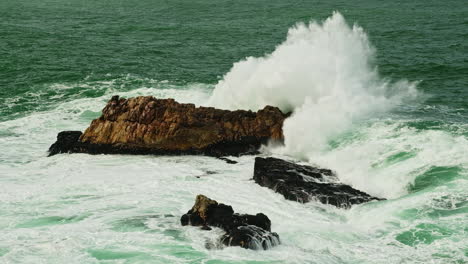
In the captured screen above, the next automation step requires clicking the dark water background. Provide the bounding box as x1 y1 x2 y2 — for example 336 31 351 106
1 0 467 121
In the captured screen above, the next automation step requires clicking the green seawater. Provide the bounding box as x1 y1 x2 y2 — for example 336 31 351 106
0 0 467 263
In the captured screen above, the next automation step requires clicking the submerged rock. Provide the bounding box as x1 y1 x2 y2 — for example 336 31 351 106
181 195 280 250
49 96 287 157
253 157 384 208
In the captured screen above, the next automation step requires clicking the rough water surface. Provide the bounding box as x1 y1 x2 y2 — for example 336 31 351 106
1 0 467 263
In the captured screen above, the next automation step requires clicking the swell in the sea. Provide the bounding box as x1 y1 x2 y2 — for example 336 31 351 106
1 12 467 264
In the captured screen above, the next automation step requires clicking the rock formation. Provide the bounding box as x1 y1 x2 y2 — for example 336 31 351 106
49 96 287 157
181 195 280 250
253 157 384 208
48 131 83 156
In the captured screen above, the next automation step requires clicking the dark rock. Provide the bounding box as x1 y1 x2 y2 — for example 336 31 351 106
48 131 83 156
217 157 238 164
201 225 212 231
181 195 280 250
221 225 280 250
48 96 287 157
253 157 384 208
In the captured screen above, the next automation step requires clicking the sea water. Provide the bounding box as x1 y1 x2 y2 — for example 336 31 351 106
1 1 467 263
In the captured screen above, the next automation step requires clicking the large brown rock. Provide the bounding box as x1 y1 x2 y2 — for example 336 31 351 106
48 96 287 157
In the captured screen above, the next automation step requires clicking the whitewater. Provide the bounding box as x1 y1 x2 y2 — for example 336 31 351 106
1 12 467 264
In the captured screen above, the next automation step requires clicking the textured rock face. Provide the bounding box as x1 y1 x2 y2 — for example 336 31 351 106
48 131 83 156
181 195 280 250
253 157 384 208
49 96 287 156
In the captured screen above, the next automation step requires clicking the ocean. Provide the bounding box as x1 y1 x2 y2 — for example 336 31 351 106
0 0 467 263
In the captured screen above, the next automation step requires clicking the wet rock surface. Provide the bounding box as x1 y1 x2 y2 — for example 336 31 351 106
48 131 83 156
253 157 384 208
48 96 287 157
181 195 280 250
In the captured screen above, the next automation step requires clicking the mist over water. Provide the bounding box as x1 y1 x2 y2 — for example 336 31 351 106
1 2 467 263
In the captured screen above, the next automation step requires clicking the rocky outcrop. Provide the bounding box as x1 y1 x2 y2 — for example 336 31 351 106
48 131 83 156
253 157 384 208
181 195 280 250
49 96 287 157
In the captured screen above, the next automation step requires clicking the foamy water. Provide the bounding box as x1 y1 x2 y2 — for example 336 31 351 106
209 12 418 153
1 12 467 264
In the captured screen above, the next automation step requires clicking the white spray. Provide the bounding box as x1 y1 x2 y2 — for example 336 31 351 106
209 12 418 157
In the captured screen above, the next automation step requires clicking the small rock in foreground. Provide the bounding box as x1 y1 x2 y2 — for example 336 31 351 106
181 194 280 250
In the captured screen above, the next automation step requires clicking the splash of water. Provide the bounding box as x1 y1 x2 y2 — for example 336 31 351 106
209 12 418 156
